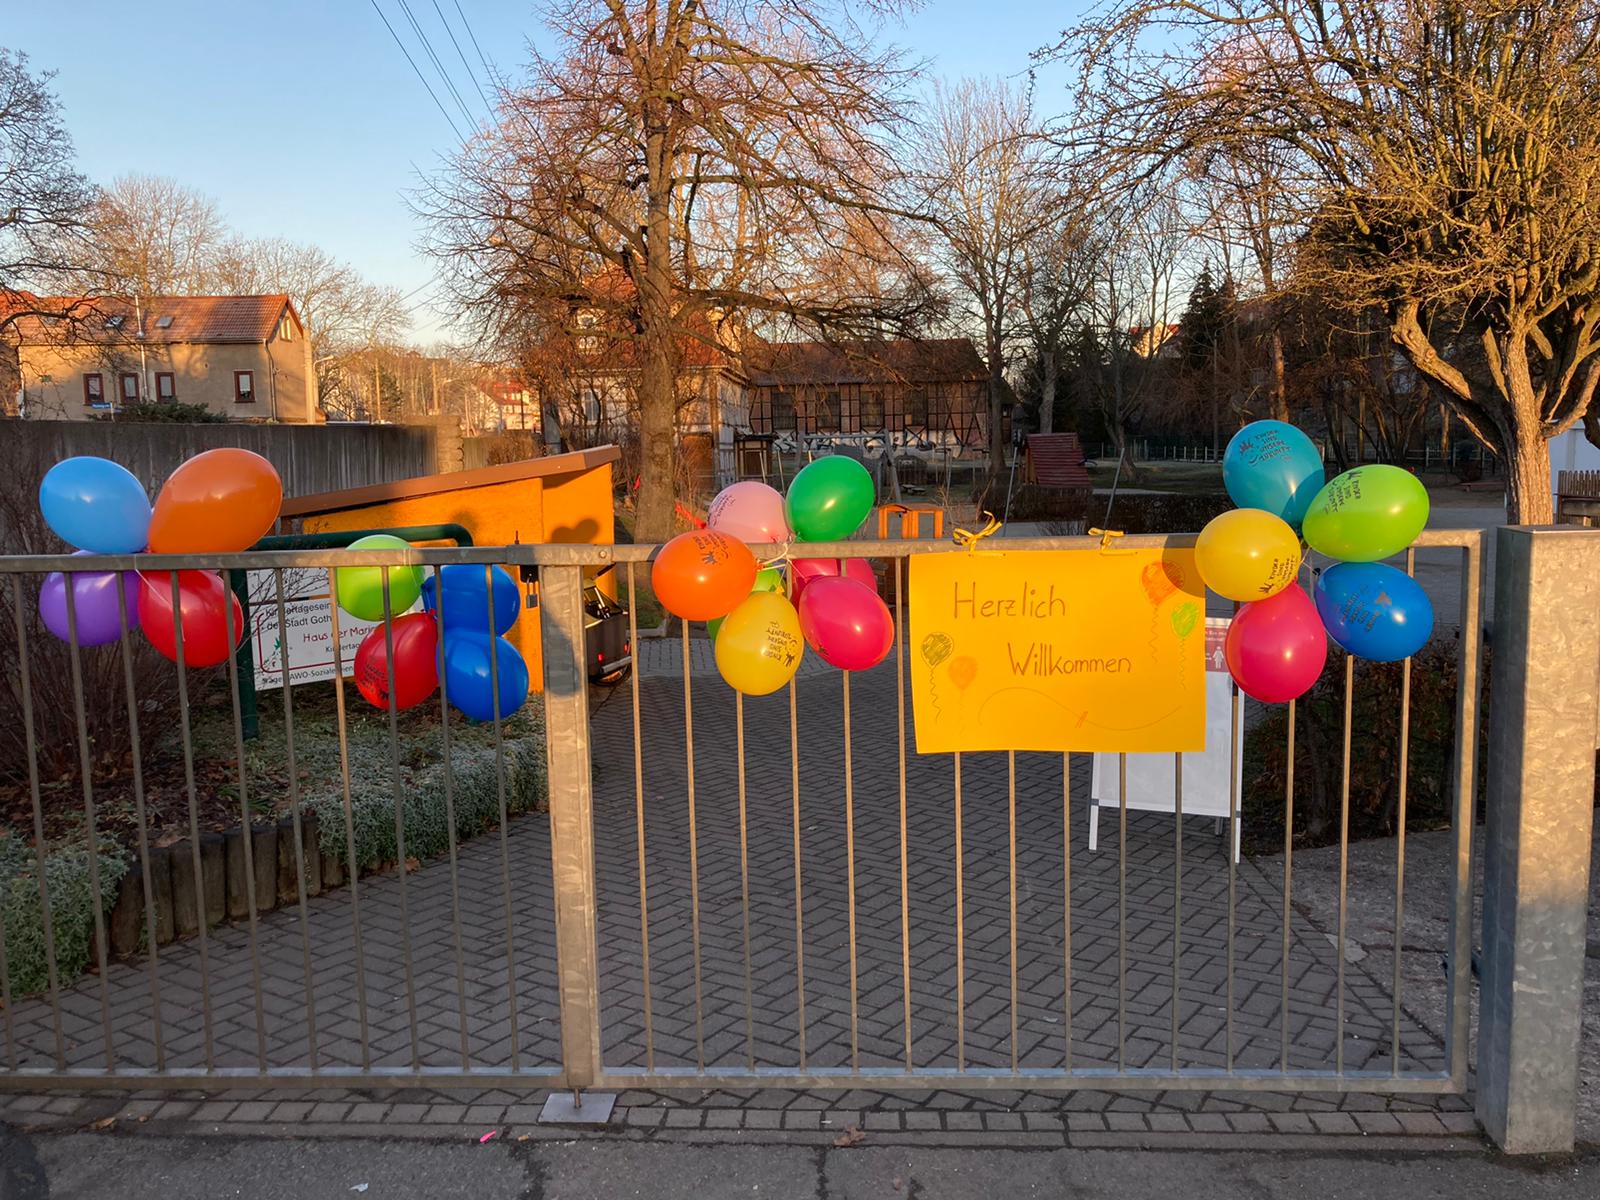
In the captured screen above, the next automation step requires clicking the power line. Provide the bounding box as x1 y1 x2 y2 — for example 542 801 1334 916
451 0 497 87
429 0 495 121
367 0 466 142
396 0 478 130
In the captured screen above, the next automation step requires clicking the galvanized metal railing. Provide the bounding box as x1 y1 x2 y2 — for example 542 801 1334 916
0 531 1482 1098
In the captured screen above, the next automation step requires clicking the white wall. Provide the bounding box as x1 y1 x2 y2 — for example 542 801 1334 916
1549 428 1600 505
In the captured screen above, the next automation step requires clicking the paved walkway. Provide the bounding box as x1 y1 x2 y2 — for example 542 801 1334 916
2 647 1453 1098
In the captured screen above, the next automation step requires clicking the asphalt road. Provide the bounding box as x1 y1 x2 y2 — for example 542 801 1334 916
6 1133 1599 1200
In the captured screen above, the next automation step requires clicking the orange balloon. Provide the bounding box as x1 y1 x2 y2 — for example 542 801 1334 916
949 655 978 691
148 448 283 554
651 529 758 621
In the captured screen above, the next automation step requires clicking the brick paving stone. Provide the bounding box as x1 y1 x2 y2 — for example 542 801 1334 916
1308 1113 1360 1135
462 1104 507 1126
1066 1113 1107 1133
1353 1113 1404 1135
902 1112 942 1131
742 1109 783 1130
782 1110 821 1130
386 1104 431 1123
307 1103 352 1123
863 1112 902 1132
703 1110 742 1130
1022 1113 1064 1132
623 1106 665 1128
1104 1113 1147 1132
943 1112 984 1132
1185 1113 1230 1134
664 1109 704 1129
983 1113 1024 1132
1226 1113 1272 1134
1267 1113 1316 1134
227 1101 278 1123
1146 1114 1189 1133
1395 1112 1450 1136
346 1103 391 1124
1439 1113 1480 1135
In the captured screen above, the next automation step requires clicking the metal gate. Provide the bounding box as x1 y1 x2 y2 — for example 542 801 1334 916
0 531 1480 1096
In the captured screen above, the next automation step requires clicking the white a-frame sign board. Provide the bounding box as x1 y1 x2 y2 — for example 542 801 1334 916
1089 618 1244 861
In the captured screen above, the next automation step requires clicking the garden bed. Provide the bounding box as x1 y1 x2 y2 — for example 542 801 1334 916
0 682 548 995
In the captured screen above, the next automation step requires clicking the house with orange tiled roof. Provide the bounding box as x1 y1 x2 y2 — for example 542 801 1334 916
3 294 318 422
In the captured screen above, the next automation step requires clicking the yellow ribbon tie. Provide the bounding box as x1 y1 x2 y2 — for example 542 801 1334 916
952 512 1002 551
1088 527 1126 552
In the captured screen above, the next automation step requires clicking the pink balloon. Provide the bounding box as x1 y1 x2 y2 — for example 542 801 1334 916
797 576 894 671
1225 586 1328 703
707 481 791 544
790 556 876 603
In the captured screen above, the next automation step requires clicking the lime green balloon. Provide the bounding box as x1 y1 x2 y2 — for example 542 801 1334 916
785 456 875 542
708 566 786 642
1302 465 1429 562
335 534 424 621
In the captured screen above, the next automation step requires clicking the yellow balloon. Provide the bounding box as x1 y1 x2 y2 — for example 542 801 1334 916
1195 508 1302 601
714 591 805 696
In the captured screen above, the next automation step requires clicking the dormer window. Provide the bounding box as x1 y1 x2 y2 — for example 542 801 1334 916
103 315 125 330
155 315 174 329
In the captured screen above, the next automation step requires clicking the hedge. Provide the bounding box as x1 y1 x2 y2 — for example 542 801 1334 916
0 837 127 996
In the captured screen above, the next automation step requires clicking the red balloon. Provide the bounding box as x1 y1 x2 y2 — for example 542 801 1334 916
137 570 245 668
1224 585 1328 704
353 612 440 710
790 556 876 603
797 576 894 671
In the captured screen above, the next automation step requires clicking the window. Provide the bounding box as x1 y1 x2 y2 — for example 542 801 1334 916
581 388 602 426
815 390 842 432
119 373 140 404
906 388 929 428
83 373 107 408
156 372 176 401
278 315 294 341
234 370 255 404
861 389 884 431
103 315 125 331
155 315 174 329
771 390 795 432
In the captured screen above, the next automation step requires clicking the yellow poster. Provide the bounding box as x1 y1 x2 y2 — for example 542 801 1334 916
908 549 1206 754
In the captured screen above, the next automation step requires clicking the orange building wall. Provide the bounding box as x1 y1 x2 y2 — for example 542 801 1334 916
300 463 613 693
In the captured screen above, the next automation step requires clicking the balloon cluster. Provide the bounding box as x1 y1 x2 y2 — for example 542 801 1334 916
37 450 282 667
1198 421 1433 704
651 456 892 696
336 550 529 721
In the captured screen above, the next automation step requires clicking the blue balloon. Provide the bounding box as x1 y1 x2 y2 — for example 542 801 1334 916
442 631 529 721
1313 562 1434 662
1223 421 1325 529
422 564 521 637
38 457 151 554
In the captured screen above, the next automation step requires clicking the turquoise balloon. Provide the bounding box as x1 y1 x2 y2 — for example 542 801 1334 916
1302 465 1429 562
785 456 875 542
1222 420 1324 528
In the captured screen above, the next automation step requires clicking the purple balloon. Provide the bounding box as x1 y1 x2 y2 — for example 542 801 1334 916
39 552 142 646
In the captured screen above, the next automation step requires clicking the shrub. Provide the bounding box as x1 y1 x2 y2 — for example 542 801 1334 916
91 402 228 424
0 836 127 996
1241 637 1487 851
994 485 1235 534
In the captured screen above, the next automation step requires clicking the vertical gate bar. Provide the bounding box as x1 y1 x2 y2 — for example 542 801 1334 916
1172 752 1182 1070
894 557 913 1072
539 560 602 1087
1062 752 1072 1070
1117 752 1127 1072
1447 536 1482 1086
167 572 217 1068
1008 750 1019 1073
736 692 755 1071
0 888 10 1069
1227 682 1240 1072
682 622 705 1070
380 571 421 1068
115 572 165 1071
954 751 966 1071
843 670 860 1071
62 578 116 1068
1392 548 1415 1073
326 577 372 1069
788 678 807 1070
221 575 269 1071
1336 654 1354 1073
484 563 522 1071
13 578 65 1067
1280 697 1296 1071
429 567 471 1069
272 569 318 1071
626 563 655 1071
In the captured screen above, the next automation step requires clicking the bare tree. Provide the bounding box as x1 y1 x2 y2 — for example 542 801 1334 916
1017 183 1097 435
917 77 1054 479
71 174 225 297
1059 0 1600 521
422 0 929 541
0 49 95 320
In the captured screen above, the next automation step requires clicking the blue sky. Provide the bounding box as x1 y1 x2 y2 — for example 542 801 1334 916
8 1 1081 342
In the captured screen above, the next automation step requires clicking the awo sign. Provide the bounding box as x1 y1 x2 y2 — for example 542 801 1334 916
248 567 417 691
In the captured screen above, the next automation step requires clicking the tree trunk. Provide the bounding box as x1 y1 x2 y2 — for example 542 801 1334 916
987 333 1006 483
1439 401 1451 467
1038 348 1057 435
634 113 678 545
1269 328 1288 422
1503 423 1554 523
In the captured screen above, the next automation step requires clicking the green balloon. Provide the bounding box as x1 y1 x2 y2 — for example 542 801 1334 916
785 456 875 542
1302 465 1429 562
708 566 786 642
335 534 424 621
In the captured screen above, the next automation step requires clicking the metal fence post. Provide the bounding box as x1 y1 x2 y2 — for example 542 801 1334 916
1477 526 1600 1154
535 553 605 1090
